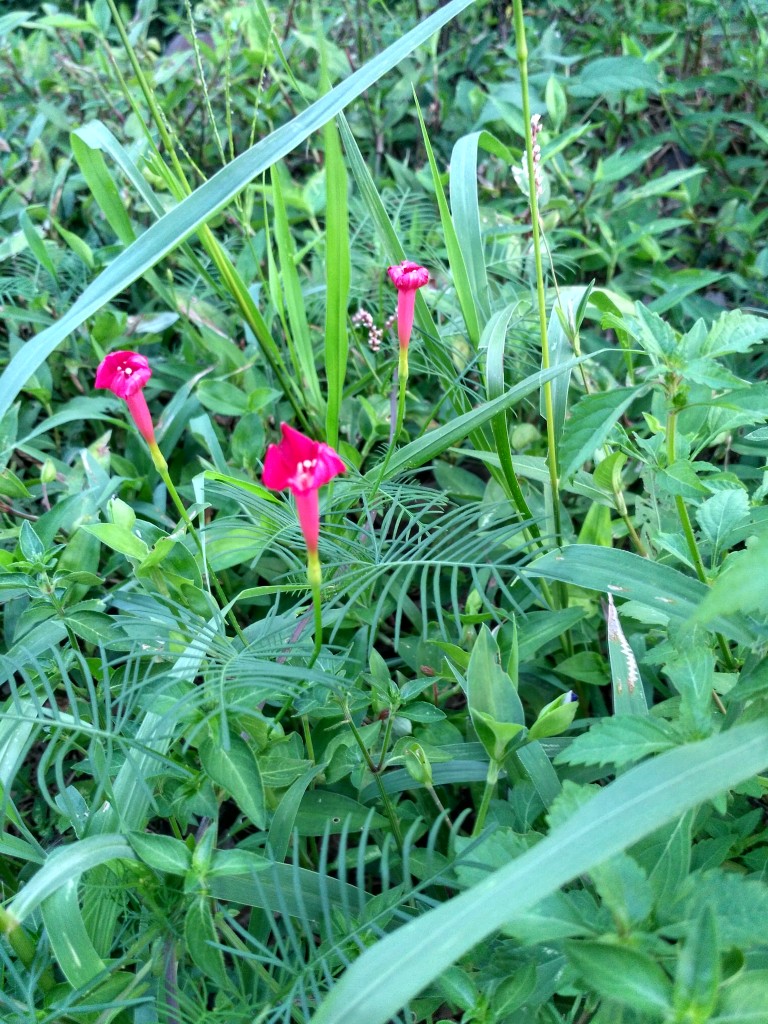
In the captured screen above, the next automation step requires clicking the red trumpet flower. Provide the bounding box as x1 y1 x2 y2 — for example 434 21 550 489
95 350 156 446
262 423 345 556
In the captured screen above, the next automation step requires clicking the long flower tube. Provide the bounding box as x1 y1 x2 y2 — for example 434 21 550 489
263 423 346 663
95 350 246 644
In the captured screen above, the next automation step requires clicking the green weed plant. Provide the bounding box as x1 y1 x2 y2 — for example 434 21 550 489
1 1 768 1022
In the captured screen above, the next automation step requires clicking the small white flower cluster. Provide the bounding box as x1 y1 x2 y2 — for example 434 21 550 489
352 309 396 353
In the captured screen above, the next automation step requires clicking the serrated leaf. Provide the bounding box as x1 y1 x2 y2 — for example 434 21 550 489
700 310 768 358
692 533 768 625
689 872 768 948
682 358 747 389
556 716 678 768
696 489 750 563
560 387 641 481
634 302 679 358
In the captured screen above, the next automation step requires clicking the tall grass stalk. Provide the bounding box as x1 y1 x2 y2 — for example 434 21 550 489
513 0 563 546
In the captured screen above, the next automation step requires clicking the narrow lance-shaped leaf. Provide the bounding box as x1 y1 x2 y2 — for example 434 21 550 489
0 0 476 422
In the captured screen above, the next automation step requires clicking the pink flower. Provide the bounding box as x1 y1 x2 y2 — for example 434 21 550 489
263 423 345 554
387 260 429 350
95 350 156 446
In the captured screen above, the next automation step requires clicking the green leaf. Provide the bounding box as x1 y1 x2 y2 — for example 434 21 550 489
128 832 192 876
689 871 768 948
663 645 715 738
0 0 476 423
556 716 679 768
692 533 768 625
323 112 350 449
184 897 228 987
71 129 135 245
311 722 768 1024
590 854 653 932
7 834 137 925
196 379 249 416
527 693 578 741
482 303 532 506
565 940 673 1014
82 522 149 560
673 903 720 1022
696 489 750 563
528 545 759 646
19 520 45 562
270 166 323 412
199 733 266 829
559 387 642 481
267 765 326 861
639 812 693 911
294 791 387 835
467 626 526 761
570 56 661 98
41 880 106 989
715 970 768 1023
450 131 513 322
416 98 481 347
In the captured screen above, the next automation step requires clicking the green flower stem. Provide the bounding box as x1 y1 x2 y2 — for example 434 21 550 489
344 708 404 853
471 759 500 837
513 0 562 548
666 412 736 672
307 550 324 669
370 347 409 503
149 443 247 646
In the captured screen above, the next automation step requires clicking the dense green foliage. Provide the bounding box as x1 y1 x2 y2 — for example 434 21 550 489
1 1 768 1022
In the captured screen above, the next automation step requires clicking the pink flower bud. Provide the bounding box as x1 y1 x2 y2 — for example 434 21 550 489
95 350 157 445
387 260 429 351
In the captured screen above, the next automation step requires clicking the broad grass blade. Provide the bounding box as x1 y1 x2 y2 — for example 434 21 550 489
311 722 768 1024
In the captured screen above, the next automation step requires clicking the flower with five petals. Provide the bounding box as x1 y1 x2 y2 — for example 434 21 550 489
95 350 157 446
